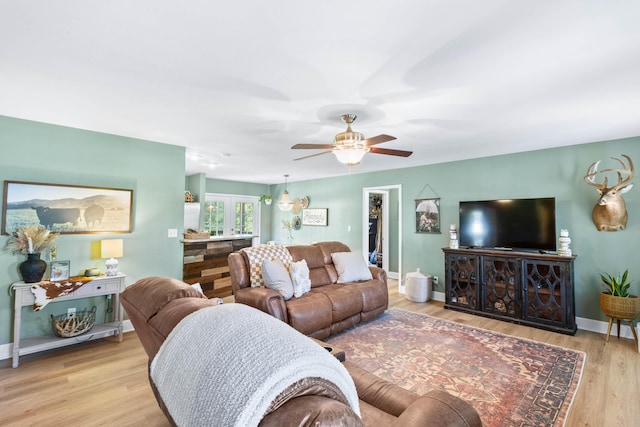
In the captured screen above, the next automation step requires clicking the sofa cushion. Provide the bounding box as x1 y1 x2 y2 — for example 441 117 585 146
262 259 294 300
121 276 207 321
350 281 389 313
286 292 333 335
311 284 364 323
288 245 332 287
290 259 311 298
331 251 373 283
241 245 293 288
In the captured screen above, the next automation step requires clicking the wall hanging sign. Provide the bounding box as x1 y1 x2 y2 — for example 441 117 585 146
2 181 133 234
415 198 440 233
302 208 328 226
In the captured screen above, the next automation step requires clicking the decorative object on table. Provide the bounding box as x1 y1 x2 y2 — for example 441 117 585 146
415 198 440 233
301 208 328 226
599 269 640 351
84 267 101 277
184 191 194 203
101 238 124 276
259 194 273 205
292 216 302 230
583 154 634 231
558 229 572 256
50 260 70 281
2 181 133 234
29 276 94 311
5 225 59 283
301 196 310 208
449 224 459 249
183 228 210 240
51 306 96 338
277 174 293 211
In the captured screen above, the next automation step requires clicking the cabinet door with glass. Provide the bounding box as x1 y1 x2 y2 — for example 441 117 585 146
482 256 520 319
203 194 259 237
444 253 480 310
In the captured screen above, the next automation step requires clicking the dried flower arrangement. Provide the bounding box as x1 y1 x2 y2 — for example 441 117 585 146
5 225 59 255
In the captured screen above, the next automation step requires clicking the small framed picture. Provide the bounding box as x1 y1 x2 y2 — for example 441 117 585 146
415 198 441 233
302 208 328 226
50 260 71 281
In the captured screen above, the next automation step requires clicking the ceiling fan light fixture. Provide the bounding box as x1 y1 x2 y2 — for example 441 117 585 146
334 147 367 166
278 174 293 211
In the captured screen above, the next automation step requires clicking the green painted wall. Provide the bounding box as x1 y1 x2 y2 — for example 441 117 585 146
265 136 640 322
0 116 185 344
2 112 638 343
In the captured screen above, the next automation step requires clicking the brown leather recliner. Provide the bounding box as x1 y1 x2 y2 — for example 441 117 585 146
120 276 482 427
229 241 389 339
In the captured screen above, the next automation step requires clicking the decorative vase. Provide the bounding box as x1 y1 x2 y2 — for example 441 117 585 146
19 253 47 283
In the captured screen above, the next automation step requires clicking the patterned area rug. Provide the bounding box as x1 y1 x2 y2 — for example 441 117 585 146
327 309 585 426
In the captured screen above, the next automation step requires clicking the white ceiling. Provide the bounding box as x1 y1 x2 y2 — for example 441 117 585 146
2 1 640 184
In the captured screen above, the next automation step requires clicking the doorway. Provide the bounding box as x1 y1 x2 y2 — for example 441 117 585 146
362 185 402 293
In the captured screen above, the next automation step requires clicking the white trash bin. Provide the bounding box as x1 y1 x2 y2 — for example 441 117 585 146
405 268 432 303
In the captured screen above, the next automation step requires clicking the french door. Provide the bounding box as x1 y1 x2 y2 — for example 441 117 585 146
203 194 259 236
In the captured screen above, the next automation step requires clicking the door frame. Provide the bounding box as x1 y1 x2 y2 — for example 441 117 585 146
362 184 402 294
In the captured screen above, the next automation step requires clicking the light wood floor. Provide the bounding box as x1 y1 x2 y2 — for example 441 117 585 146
1 282 638 427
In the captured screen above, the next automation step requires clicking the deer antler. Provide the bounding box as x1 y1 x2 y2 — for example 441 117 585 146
584 154 633 191
584 160 605 190
610 154 634 189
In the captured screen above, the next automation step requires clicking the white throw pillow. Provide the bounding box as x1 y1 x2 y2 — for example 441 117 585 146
290 259 311 298
331 251 373 283
190 282 204 295
262 259 294 300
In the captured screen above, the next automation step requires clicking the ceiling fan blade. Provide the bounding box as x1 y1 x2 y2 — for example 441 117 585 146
364 134 396 147
294 151 333 161
369 147 413 157
292 143 335 149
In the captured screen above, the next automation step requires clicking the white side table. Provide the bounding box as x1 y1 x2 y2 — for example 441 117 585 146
10 275 125 368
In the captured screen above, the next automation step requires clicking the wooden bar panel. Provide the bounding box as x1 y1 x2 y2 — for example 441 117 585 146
183 238 252 298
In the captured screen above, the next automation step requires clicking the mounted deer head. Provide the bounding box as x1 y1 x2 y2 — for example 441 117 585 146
584 154 634 231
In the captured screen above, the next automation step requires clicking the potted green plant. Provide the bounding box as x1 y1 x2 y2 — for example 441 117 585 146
599 269 640 325
259 195 273 205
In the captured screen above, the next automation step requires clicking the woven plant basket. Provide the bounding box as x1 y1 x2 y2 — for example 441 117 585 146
600 293 640 320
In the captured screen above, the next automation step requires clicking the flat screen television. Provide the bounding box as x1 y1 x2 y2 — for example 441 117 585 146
458 197 556 251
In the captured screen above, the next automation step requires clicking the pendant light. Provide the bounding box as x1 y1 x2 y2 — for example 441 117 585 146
278 174 293 211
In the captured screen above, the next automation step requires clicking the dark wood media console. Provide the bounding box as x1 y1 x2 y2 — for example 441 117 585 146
443 247 577 335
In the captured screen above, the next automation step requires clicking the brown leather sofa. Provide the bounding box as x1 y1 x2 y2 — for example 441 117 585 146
120 276 483 427
229 241 389 339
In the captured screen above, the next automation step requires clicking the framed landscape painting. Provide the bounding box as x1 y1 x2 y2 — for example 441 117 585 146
2 181 133 234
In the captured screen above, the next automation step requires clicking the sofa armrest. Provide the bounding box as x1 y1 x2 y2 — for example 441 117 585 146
234 287 289 323
343 361 418 417
344 361 481 427
390 391 482 427
369 266 387 284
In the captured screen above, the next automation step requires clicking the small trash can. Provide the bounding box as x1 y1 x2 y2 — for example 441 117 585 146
405 268 432 303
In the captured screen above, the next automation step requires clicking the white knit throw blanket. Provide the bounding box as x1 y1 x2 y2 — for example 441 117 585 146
150 304 360 427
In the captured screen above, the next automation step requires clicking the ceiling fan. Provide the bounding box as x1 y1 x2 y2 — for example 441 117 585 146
291 114 413 166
